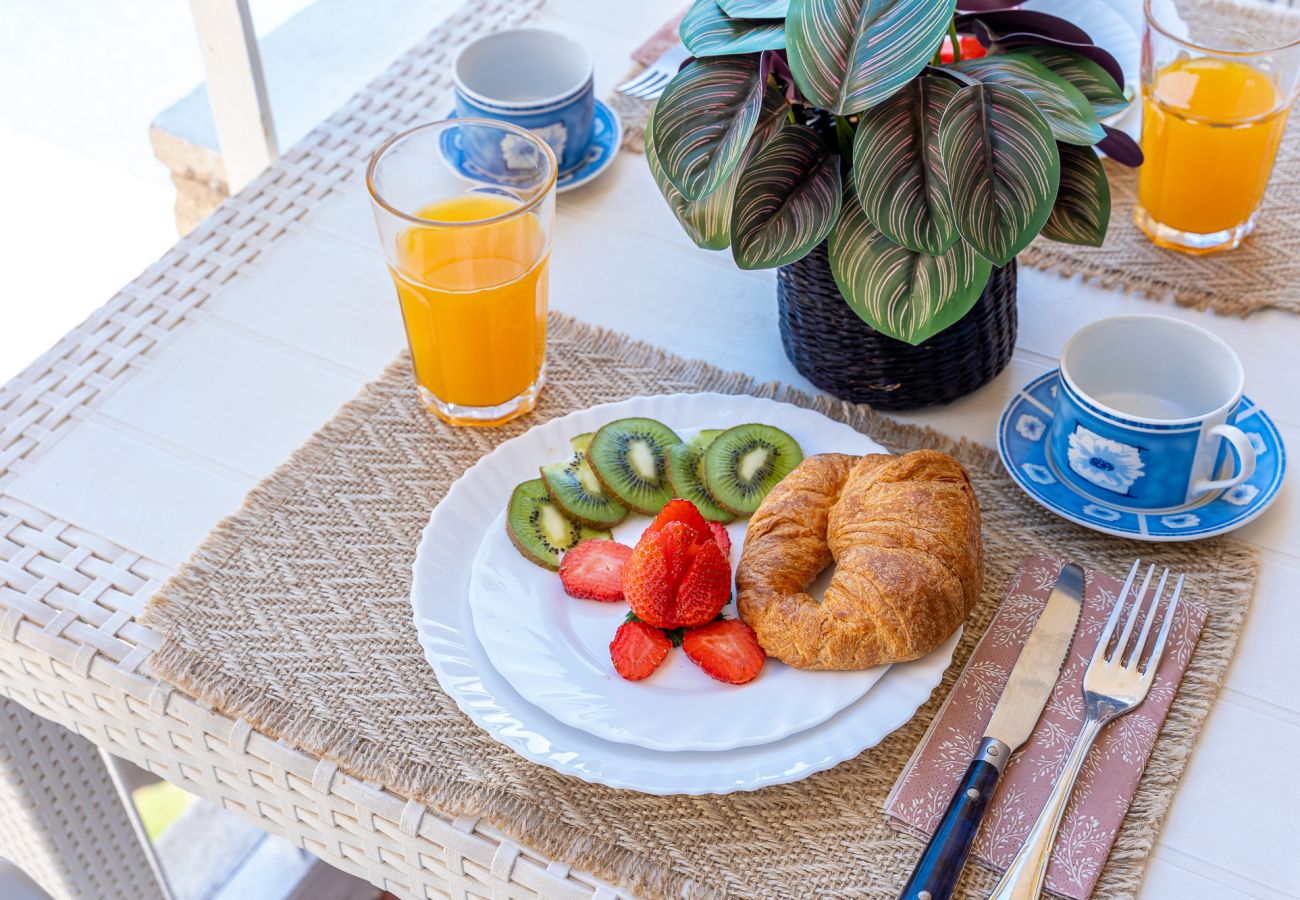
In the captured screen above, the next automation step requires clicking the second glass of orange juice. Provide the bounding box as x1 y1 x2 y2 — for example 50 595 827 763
1137 0 1299 253
367 120 556 425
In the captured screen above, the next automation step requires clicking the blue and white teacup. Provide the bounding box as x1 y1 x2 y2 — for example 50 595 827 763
1047 315 1256 511
453 28 595 175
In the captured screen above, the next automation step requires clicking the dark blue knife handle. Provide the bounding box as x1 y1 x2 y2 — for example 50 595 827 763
897 738 1008 900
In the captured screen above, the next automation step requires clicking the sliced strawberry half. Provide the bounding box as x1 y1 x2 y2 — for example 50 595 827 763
610 620 672 681
559 539 632 602
672 539 731 628
682 619 766 685
645 498 710 543
707 521 732 559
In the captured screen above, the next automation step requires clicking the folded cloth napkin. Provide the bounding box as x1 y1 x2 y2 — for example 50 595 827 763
886 553 1207 899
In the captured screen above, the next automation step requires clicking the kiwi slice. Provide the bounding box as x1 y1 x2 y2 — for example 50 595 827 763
506 479 611 570
666 430 735 523
587 417 683 515
704 423 804 516
539 437 629 529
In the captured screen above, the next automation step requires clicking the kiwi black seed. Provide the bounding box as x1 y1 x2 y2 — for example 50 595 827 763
666 430 734 523
704 423 803 516
586 417 682 515
539 437 629 529
506 479 610 570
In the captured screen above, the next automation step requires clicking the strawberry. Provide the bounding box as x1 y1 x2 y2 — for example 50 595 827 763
560 539 633 601
672 539 732 627
646 498 711 543
610 620 672 681
707 521 732 559
682 619 766 685
624 520 732 629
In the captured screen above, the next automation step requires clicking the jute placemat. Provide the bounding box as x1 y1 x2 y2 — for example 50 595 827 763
143 314 1257 899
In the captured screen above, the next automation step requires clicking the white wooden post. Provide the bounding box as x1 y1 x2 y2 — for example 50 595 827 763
188 0 279 193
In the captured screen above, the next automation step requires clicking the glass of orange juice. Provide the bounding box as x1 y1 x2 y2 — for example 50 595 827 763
367 120 556 426
1136 0 1300 253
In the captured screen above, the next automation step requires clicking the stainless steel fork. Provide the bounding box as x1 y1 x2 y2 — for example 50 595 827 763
989 560 1185 900
615 43 690 100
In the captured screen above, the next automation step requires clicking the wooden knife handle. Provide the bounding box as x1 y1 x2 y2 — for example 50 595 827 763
896 739 1006 900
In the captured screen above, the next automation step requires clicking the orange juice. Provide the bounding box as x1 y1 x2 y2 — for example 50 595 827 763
389 194 549 416
1138 57 1288 241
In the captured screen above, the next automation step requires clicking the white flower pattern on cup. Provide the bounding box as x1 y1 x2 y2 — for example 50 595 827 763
1160 512 1200 529
1021 463 1056 485
1082 503 1121 522
1222 483 1259 506
501 122 568 170
1067 426 1144 495
1015 414 1046 441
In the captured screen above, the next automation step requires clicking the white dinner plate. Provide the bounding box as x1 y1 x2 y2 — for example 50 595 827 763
412 392 961 794
468 412 891 753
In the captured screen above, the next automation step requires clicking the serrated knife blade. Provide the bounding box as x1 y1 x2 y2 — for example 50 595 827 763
898 562 1086 900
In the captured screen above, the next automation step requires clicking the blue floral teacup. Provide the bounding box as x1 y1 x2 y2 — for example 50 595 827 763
453 28 595 176
1047 315 1256 511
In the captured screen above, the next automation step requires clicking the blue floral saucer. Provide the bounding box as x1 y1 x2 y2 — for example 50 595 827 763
443 99 621 193
997 370 1286 541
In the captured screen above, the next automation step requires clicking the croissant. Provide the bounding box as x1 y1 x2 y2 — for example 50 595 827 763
736 450 982 670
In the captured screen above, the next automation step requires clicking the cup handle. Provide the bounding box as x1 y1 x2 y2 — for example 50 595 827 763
1192 424 1257 495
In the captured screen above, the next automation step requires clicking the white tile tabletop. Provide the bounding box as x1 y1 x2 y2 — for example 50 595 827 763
2 1 1298 897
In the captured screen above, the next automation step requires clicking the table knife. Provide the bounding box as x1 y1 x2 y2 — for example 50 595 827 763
897 562 1085 900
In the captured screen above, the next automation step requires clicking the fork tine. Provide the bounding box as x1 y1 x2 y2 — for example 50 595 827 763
617 70 656 95
1113 564 1155 662
1126 568 1168 670
1141 574 1184 680
631 73 669 98
1094 559 1141 665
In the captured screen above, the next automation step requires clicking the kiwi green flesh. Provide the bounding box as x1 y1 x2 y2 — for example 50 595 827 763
570 432 594 454
539 450 629 529
507 479 611 570
587 417 682 515
666 431 734 523
704 424 804 516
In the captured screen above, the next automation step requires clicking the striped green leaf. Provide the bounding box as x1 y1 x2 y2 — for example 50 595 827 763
719 0 790 17
951 53 1105 145
681 0 787 56
646 91 791 250
852 73 960 256
829 184 993 345
1016 45 1129 119
939 82 1060 265
731 125 842 269
651 56 765 201
1041 143 1110 246
787 0 956 115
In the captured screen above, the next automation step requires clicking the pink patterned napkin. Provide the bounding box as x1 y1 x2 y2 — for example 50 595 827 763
631 10 687 67
885 554 1207 899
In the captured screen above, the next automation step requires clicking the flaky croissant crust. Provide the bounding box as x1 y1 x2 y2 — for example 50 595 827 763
736 450 982 670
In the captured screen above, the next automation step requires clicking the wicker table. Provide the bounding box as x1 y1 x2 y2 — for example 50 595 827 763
3 1 1299 897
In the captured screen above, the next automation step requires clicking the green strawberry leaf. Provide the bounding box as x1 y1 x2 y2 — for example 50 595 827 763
829 184 993 345
730 124 843 269
1041 143 1111 246
939 81 1060 265
852 73 961 255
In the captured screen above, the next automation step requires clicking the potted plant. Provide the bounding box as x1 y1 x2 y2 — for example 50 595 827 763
646 0 1142 410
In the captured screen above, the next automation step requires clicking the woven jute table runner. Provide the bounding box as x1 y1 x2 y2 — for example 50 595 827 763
144 315 1257 899
618 0 1300 317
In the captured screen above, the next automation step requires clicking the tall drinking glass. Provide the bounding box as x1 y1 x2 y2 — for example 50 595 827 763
1136 0 1300 253
367 120 556 426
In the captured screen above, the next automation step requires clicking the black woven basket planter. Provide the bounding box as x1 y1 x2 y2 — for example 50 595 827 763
777 242 1018 411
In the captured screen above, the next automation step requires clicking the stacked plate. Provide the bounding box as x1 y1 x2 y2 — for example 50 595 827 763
410 393 959 795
